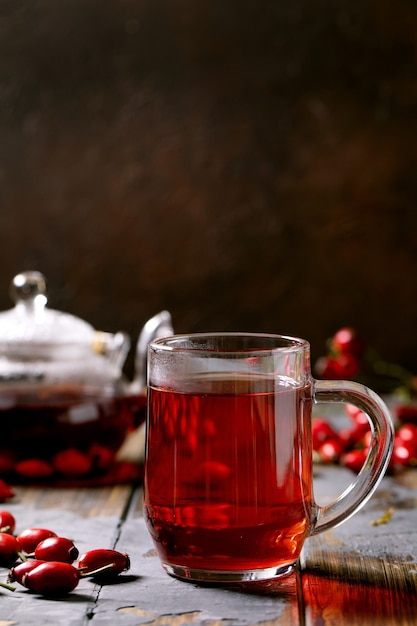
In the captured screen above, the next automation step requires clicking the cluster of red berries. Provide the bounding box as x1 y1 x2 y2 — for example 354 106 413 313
0 511 130 596
6 445 112 480
314 326 417 396
313 402 417 474
0 444 138 483
314 327 365 380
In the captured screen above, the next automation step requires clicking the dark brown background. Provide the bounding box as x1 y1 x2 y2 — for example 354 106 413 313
0 0 416 379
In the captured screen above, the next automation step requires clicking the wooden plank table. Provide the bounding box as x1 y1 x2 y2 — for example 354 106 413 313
0 464 416 626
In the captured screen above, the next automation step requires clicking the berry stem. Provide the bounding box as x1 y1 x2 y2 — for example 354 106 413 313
79 563 116 578
0 526 11 533
0 580 16 592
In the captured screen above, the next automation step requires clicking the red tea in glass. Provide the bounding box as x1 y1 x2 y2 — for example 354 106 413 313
145 376 314 573
144 333 394 583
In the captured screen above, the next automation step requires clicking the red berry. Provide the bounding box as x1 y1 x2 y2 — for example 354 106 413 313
312 419 339 451
340 422 370 449
17 528 58 554
361 430 373 450
88 443 115 471
111 461 140 483
390 429 417 471
22 561 80 595
53 448 92 477
332 327 365 359
346 404 369 427
338 353 360 378
396 424 417 451
0 510 16 534
338 427 354 449
315 356 339 378
15 458 54 479
35 536 79 564
395 404 417 425
341 449 367 473
345 403 362 419
391 443 415 467
318 439 344 463
78 548 130 579
315 353 359 379
8 559 46 585
0 533 21 567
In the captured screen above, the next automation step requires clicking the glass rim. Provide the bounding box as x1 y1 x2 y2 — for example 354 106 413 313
149 332 310 355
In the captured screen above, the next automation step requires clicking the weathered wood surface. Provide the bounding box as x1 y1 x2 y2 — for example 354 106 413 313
0 484 134 626
1 466 416 625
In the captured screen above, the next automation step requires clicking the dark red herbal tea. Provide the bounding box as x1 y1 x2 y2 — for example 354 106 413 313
144 375 315 573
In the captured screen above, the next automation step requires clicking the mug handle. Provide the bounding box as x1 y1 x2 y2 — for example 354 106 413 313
311 379 395 536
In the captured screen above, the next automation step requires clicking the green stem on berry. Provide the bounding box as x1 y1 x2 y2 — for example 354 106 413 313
0 580 16 592
79 563 116 578
17 551 28 562
0 526 11 534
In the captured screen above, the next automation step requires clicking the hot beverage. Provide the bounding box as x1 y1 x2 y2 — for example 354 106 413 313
145 376 314 572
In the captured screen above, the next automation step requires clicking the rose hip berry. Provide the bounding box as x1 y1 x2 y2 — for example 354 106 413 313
312 418 340 451
0 533 21 567
52 448 92 477
15 458 54 479
9 560 47 585
396 424 417 450
34 536 79 564
0 510 16 534
315 353 360 379
88 443 115 471
22 561 80 596
17 528 58 554
341 449 368 473
332 327 365 359
396 404 417 425
78 548 130 579
318 439 344 464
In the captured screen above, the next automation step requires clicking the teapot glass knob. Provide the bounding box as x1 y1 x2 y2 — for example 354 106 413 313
10 271 48 312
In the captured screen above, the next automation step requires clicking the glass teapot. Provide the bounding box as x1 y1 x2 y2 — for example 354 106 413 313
0 271 174 485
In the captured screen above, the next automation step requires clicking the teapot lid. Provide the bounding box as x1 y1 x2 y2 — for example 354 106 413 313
0 271 96 353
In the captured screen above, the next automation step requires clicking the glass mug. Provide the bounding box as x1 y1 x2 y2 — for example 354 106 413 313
144 333 394 583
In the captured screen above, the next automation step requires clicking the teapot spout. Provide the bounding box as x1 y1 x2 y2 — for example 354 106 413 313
131 310 174 392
